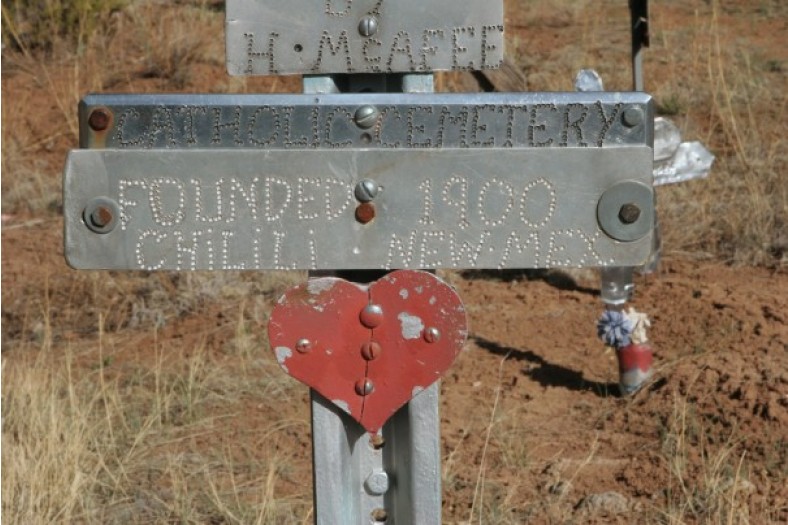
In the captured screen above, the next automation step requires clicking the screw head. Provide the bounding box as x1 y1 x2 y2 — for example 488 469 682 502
295 338 312 353
360 304 384 328
361 340 382 360
88 108 111 131
355 202 376 224
355 179 380 202
423 327 441 343
83 197 119 234
355 378 374 396
618 203 642 224
364 469 390 496
354 105 379 129
358 15 378 37
622 107 644 128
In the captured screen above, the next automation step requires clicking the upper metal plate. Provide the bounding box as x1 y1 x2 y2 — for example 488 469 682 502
225 0 504 75
64 147 654 271
79 92 653 150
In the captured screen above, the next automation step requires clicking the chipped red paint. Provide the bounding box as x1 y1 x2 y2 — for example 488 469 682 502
267 270 468 433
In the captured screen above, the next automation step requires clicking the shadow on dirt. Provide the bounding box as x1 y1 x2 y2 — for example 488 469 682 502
460 269 600 297
472 335 619 398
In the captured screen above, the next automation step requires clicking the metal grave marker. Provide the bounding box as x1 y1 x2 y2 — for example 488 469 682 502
226 0 504 75
63 0 664 523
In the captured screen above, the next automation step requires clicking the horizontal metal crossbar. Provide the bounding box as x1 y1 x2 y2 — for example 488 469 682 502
225 0 504 76
64 147 654 271
79 92 653 150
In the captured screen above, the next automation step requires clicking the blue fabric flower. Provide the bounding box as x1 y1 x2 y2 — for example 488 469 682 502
597 310 633 348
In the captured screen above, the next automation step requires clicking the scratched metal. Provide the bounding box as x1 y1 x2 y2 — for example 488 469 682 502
79 92 653 150
225 0 504 76
64 147 654 270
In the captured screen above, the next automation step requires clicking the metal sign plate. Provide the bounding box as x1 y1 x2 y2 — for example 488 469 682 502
226 0 504 76
64 147 654 270
79 92 653 150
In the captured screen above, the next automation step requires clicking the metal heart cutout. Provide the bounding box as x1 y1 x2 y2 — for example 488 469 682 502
268 270 467 433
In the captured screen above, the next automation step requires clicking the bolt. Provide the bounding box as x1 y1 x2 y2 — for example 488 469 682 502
358 15 378 37
354 105 379 129
618 203 642 224
365 469 390 496
355 378 374 396
622 106 644 128
83 197 119 234
355 202 376 224
88 108 111 131
90 206 113 228
423 327 441 343
360 304 384 328
355 179 380 202
371 508 388 523
295 338 312 353
361 340 382 360
369 434 385 449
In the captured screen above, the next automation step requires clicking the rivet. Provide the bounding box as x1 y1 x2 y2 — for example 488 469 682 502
354 105 379 129
83 197 119 234
355 179 380 202
371 508 388 522
88 108 111 131
360 304 384 328
358 15 378 37
355 378 374 396
364 469 390 496
295 338 312 353
423 327 441 343
618 203 641 224
622 107 644 128
361 340 382 360
355 202 376 224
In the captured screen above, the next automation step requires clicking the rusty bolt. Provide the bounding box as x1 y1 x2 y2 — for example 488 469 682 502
83 197 119 234
371 508 388 523
361 340 382 360
88 108 111 132
295 338 312 353
355 378 374 396
355 202 376 224
618 203 642 224
360 304 384 328
423 327 441 343
90 206 114 228
369 434 385 449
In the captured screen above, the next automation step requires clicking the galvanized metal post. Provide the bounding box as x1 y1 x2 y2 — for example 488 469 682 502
305 73 442 525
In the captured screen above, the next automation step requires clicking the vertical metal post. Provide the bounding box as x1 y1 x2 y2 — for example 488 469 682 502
629 0 649 92
305 73 442 525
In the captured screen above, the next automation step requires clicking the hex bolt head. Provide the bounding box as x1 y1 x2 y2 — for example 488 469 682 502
295 338 312 353
360 304 384 328
423 327 441 343
364 469 390 496
354 105 379 129
355 179 380 202
355 378 374 396
83 197 119 234
358 15 378 37
622 107 644 128
355 202 376 224
361 340 382 360
88 108 111 131
618 203 642 224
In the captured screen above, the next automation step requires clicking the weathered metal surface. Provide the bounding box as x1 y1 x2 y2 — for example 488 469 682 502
78 92 654 150
225 0 504 76
63 147 655 271
267 270 466 433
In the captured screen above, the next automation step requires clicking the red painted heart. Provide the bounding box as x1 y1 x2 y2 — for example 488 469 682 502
268 270 467 433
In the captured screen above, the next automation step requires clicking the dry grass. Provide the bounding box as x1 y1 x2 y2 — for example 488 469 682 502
1 0 785 523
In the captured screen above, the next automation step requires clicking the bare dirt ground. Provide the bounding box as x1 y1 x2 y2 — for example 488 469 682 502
2 0 786 523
